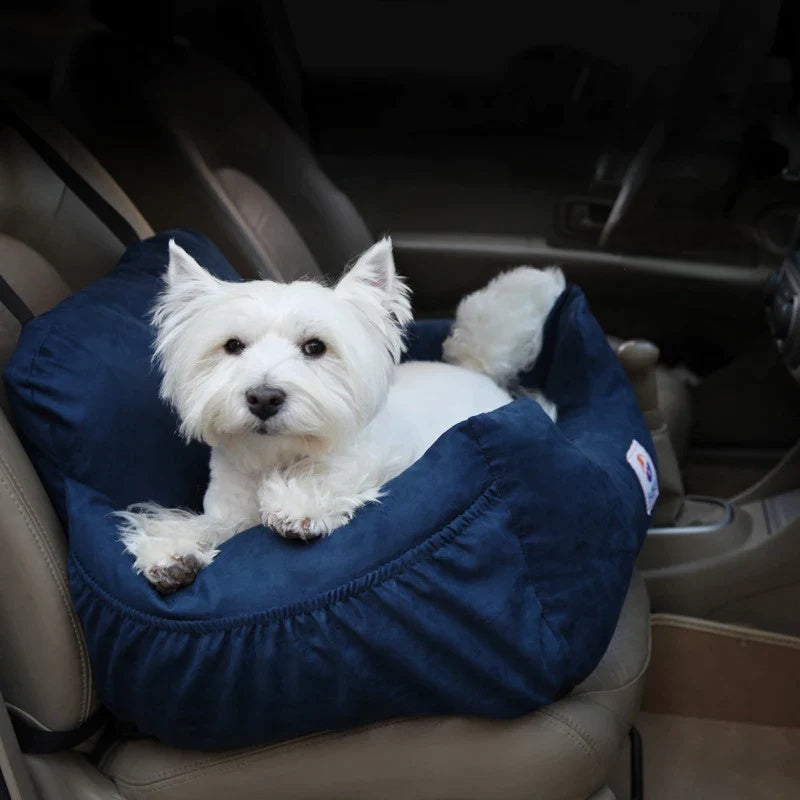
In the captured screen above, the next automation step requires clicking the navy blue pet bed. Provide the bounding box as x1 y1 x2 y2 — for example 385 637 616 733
5 230 656 751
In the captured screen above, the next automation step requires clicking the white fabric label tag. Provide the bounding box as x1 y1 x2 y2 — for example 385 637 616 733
626 440 659 515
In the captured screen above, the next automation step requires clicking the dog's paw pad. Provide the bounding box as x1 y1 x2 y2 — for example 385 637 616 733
263 511 351 541
146 554 202 595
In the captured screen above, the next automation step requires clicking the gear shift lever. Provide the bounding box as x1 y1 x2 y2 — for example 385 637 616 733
617 340 684 526
617 340 662 428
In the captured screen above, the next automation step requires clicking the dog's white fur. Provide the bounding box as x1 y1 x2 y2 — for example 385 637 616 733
442 266 566 421
118 238 564 592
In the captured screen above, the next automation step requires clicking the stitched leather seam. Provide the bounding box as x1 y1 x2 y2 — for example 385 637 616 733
112 712 601 791
578 618 652 699
540 706 604 755
535 707 602 770
576 618 652 731
0 454 91 717
0 448 91 720
110 717 422 785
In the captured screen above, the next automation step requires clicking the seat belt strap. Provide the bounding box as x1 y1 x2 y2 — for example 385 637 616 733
0 274 33 325
8 707 111 755
1 101 141 249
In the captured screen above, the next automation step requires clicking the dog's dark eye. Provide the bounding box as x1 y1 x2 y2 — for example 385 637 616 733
224 338 246 355
301 338 326 358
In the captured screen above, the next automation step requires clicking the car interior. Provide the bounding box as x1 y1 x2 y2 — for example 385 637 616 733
0 1 799 798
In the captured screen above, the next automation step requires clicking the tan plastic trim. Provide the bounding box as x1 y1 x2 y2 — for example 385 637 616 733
643 614 800 726
0 692 39 800
393 232 773 285
651 613 800 649
732 439 800 504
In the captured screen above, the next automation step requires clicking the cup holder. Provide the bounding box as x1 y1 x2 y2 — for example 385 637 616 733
649 495 734 535
640 495 749 571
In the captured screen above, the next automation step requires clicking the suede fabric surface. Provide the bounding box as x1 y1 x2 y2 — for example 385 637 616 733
4 230 655 750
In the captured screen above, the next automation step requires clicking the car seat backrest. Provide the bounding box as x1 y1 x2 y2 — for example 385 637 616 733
145 45 375 276
0 84 152 737
0 90 152 294
54 30 375 281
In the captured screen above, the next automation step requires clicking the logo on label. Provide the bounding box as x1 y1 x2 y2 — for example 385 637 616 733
626 440 659 515
635 453 653 481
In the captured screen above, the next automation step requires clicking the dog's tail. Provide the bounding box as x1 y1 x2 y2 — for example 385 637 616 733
443 266 565 387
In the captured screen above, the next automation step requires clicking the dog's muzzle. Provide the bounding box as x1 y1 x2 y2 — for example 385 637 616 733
246 386 286 421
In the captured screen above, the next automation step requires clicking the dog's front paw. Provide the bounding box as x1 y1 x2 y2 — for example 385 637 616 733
262 509 352 541
116 506 219 594
136 543 216 595
258 472 357 541
145 552 205 595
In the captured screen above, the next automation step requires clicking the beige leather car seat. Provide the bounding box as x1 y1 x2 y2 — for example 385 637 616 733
53 28 693 460
0 86 650 799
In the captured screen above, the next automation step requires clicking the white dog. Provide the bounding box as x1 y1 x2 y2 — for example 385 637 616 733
118 238 564 593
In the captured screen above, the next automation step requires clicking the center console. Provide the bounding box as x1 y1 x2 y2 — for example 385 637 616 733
619 238 800 636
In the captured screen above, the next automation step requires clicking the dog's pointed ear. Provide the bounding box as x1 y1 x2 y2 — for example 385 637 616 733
153 240 220 329
336 237 395 293
166 239 217 291
335 237 413 327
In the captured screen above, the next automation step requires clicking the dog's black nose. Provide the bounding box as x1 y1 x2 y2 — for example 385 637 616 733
245 386 286 420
